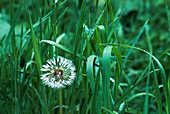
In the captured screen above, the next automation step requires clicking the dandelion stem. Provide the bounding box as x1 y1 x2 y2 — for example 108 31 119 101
59 89 62 114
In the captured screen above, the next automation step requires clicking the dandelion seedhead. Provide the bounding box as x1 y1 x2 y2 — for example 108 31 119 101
40 56 76 88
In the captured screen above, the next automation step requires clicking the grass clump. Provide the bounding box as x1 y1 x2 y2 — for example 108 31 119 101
0 0 170 113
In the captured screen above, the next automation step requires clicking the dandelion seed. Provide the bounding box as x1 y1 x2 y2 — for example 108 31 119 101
40 56 76 88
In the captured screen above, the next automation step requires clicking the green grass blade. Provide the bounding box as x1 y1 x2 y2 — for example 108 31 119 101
119 92 155 113
95 28 103 54
112 46 122 101
122 20 149 67
86 55 97 93
32 87 46 113
108 0 117 41
22 0 67 40
164 0 170 30
104 43 170 111
41 40 86 60
28 12 42 72
102 46 112 110
4 2 23 51
104 1 108 42
73 0 85 64
116 69 159 104
102 46 122 110
82 10 104 53
128 92 155 102
151 62 163 114
90 60 100 114
96 73 103 114
143 25 152 114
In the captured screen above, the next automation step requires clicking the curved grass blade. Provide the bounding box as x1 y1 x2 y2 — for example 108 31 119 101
18 7 68 61
119 92 155 113
86 55 98 93
104 43 170 111
102 46 112 109
102 107 116 114
102 46 122 110
41 40 86 60
116 69 159 104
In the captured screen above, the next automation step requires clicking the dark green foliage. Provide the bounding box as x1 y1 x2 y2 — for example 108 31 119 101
0 0 169 113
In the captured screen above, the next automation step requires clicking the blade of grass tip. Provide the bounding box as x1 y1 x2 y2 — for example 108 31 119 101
122 20 149 67
86 55 97 93
143 24 152 114
28 12 42 71
102 46 112 110
159 52 170 62
151 62 163 114
4 2 23 52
